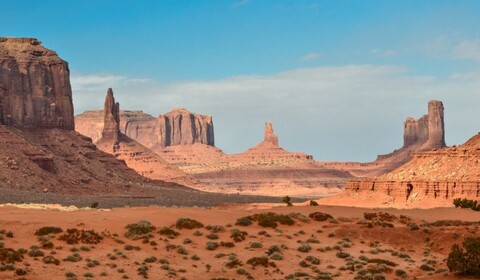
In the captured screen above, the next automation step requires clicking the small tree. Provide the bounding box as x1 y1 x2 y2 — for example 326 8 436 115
282 196 293 207
447 237 480 276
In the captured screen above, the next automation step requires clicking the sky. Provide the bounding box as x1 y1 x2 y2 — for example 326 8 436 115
2 0 480 161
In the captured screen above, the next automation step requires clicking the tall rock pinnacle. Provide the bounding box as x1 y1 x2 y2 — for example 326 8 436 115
264 122 279 146
101 88 120 146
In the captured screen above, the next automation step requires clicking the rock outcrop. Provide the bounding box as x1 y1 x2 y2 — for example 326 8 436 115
322 100 447 177
0 38 74 130
264 122 278 146
76 108 214 148
403 100 445 149
335 132 480 208
102 88 120 144
96 89 193 183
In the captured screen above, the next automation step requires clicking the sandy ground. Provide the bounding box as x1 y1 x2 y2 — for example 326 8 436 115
0 203 479 280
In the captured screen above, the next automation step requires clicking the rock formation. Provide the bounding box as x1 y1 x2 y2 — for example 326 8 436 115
96 89 193 183
264 122 278 146
322 100 447 177
100 88 120 150
336 132 480 208
76 108 214 148
0 38 74 130
403 100 445 149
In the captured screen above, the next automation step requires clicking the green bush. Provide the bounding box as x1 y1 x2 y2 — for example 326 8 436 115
453 198 480 211
309 200 319 206
125 220 154 239
447 237 480 275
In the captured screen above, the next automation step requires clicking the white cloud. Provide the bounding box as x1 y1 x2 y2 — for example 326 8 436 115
452 39 480 61
72 66 480 162
371 49 398 57
300 52 320 62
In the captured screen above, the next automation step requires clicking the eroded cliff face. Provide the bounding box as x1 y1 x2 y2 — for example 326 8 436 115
341 133 480 207
76 108 214 148
0 38 74 130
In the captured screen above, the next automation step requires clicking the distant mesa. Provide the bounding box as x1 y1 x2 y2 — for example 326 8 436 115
76 107 214 149
96 89 192 183
0 37 74 129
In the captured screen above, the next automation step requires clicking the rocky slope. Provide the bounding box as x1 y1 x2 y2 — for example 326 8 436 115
0 37 74 129
322 100 447 177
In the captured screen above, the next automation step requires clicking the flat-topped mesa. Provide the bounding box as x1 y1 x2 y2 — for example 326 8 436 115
403 100 445 149
101 88 120 147
156 108 215 147
264 122 279 146
0 37 74 129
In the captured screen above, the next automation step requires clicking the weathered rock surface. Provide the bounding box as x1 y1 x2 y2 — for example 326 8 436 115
0 38 74 129
76 108 214 148
335 132 480 207
322 100 447 177
96 89 194 183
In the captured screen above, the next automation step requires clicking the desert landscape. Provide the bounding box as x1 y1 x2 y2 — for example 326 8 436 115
2 1 480 279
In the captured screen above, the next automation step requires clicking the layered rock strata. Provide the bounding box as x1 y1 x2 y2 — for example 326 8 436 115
0 38 74 129
339 132 480 207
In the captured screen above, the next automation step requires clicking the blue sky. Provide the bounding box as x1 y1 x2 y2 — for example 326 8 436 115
2 1 480 161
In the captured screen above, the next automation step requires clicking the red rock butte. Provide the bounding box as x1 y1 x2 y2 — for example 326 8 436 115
0 37 74 130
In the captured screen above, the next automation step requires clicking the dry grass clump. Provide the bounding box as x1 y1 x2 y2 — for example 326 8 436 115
58 228 103 244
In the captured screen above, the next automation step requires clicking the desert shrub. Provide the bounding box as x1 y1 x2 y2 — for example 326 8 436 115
176 218 204 230
267 245 282 255
144 256 157 263
191 254 200 261
125 220 154 239
63 252 82 262
395 269 408 278
235 217 253 226
220 241 235 248
206 233 219 240
246 256 269 267
230 229 248 242
428 220 480 227
282 196 293 206
367 258 398 267
270 252 283 260
206 225 225 233
158 227 180 238
309 200 319 206
420 264 435 271
255 212 295 228
28 248 45 257
225 258 242 269
34 226 63 236
453 198 480 211
336 251 350 258
447 237 480 276
309 212 333 222
58 228 103 244
42 255 60 265
0 248 23 263
249 242 263 248
177 246 188 255
305 255 320 265
206 241 219 251
297 243 311 253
